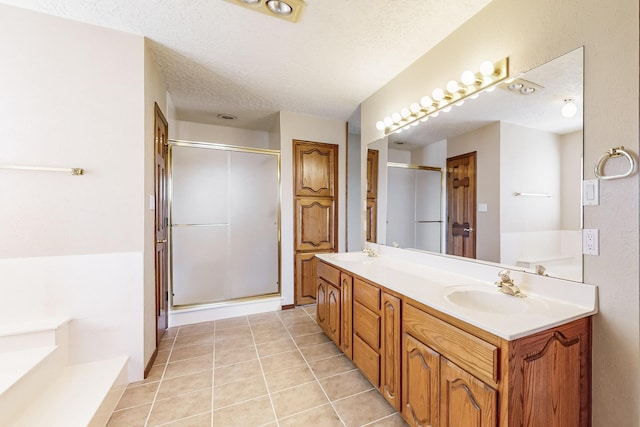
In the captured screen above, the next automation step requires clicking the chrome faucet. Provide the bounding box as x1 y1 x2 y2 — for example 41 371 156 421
362 247 377 257
495 270 524 297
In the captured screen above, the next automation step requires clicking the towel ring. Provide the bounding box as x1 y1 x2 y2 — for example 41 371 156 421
594 146 637 180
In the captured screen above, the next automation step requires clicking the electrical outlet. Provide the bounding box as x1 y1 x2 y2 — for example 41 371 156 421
583 229 599 255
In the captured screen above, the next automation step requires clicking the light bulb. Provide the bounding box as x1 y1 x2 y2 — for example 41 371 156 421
461 70 476 85
420 116 429 122
411 121 419 127
442 106 452 113
401 108 411 118
446 80 460 94
392 112 402 123
431 112 439 118
383 116 393 127
420 96 433 108
455 100 465 107
395 128 403 134
562 100 577 118
410 103 421 113
432 88 445 101
376 121 385 130
480 61 495 76
486 85 496 92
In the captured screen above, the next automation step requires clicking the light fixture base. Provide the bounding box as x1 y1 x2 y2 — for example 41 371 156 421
224 0 306 23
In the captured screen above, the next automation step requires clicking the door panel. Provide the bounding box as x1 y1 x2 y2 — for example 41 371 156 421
295 253 320 306
154 103 168 344
447 152 477 259
403 334 440 427
382 293 401 410
294 141 336 197
295 198 335 251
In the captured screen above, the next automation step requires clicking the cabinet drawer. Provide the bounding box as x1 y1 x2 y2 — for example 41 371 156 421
403 304 499 384
353 302 381 349
317 260 340 286
353 334 380 387
354 278 380 312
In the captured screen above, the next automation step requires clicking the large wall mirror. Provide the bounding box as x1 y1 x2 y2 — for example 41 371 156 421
367 47 584 282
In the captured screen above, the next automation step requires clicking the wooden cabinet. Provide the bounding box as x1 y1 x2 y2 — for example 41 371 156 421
352 277 402 410
340 272 353 359
316 261 341 346
314 259 592 427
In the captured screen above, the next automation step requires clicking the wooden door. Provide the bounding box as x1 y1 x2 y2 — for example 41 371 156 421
367 149 379 242
403 334 440 427
293 140 338 305
381 292 401 410
154 103 169 344
446 152 477 259
440 358 496 427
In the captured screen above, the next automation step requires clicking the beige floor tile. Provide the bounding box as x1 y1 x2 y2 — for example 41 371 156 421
278 403 343 427
367 413 409 426
264 364 316 393
270 381 329 419
333 389 396 427
247 311 280 323
147 388 211 426
255 337 297 357
165 327 179 339
161 412 212 426
214 324 252 338
214 333 254 350
215 316 249 330
250 321 287 334
308 354 356 379
214 359 262 385
212 396 275 426
169 343 214 363
286 323 323 337
213 374 268 408
278 308 309 319
260 349 306 373
300 341 343 362
293 332 331 348
174 332 215 349
302 305 317 316
164 355 213 379
154 350 170 366
319 369 374 401
280 315 317 327
215 344 257 367
156 369 213 400
115 382 159 410
253 327 292 344
176 321 215 337
158 338 175 351
107 403 151 427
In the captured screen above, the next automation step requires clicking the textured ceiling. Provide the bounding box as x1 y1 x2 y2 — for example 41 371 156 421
0 0 494 131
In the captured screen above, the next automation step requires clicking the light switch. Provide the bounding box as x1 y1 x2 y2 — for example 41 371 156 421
582 179 599 206
149 195 155 210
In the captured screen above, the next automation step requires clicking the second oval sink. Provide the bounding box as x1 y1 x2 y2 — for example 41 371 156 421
444 286 548 314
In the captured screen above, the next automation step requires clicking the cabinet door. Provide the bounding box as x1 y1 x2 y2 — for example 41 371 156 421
367 149 379 198
294 141 337 198
326 283 341 346
340 272 353 359
381 292 401 410
316 279 328 330
366 198 377 243
403 334 440 427
440 358 496 427
295 198 335 252
295 253 319 305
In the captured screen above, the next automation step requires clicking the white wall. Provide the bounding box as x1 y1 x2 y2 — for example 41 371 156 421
360 0 640 424
279 111 347 306
170 119 271 149
560 130 583 230
0 5 147 380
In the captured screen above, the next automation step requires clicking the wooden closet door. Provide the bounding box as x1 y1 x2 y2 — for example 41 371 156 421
293 140 338 306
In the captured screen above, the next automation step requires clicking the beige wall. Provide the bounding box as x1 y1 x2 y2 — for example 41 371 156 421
361 0 640 424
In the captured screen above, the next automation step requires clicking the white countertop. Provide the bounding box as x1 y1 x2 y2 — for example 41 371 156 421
316 249 598 341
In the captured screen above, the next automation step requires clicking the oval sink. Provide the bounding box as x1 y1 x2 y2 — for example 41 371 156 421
444 286 548 314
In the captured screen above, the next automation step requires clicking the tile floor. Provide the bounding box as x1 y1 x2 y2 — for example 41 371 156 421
106 305 408 427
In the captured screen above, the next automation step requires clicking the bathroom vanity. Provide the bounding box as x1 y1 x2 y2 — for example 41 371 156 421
315 249 596 427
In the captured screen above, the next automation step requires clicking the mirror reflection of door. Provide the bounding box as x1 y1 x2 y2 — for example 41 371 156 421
366 149 379 242
446 152 476 258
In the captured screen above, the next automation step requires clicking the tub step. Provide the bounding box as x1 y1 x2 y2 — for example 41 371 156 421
5 356 129 427
0 317 70 353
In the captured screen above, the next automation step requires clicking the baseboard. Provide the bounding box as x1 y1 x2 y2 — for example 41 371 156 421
144 347 158 379
281 304 296 310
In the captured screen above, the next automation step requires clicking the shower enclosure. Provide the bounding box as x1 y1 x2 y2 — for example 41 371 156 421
169 141 280 308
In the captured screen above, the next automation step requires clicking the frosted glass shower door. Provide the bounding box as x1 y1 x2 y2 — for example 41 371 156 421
171 144 279 307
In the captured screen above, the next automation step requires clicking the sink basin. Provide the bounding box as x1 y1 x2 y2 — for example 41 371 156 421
330 252 373 262
444 286 548 314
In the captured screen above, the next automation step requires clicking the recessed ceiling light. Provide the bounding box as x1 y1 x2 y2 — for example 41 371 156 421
217 113 237 120
241 0 260 4
520 87 536 95
267 0 292 16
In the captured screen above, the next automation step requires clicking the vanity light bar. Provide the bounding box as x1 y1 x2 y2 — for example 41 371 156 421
377 57 510 135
